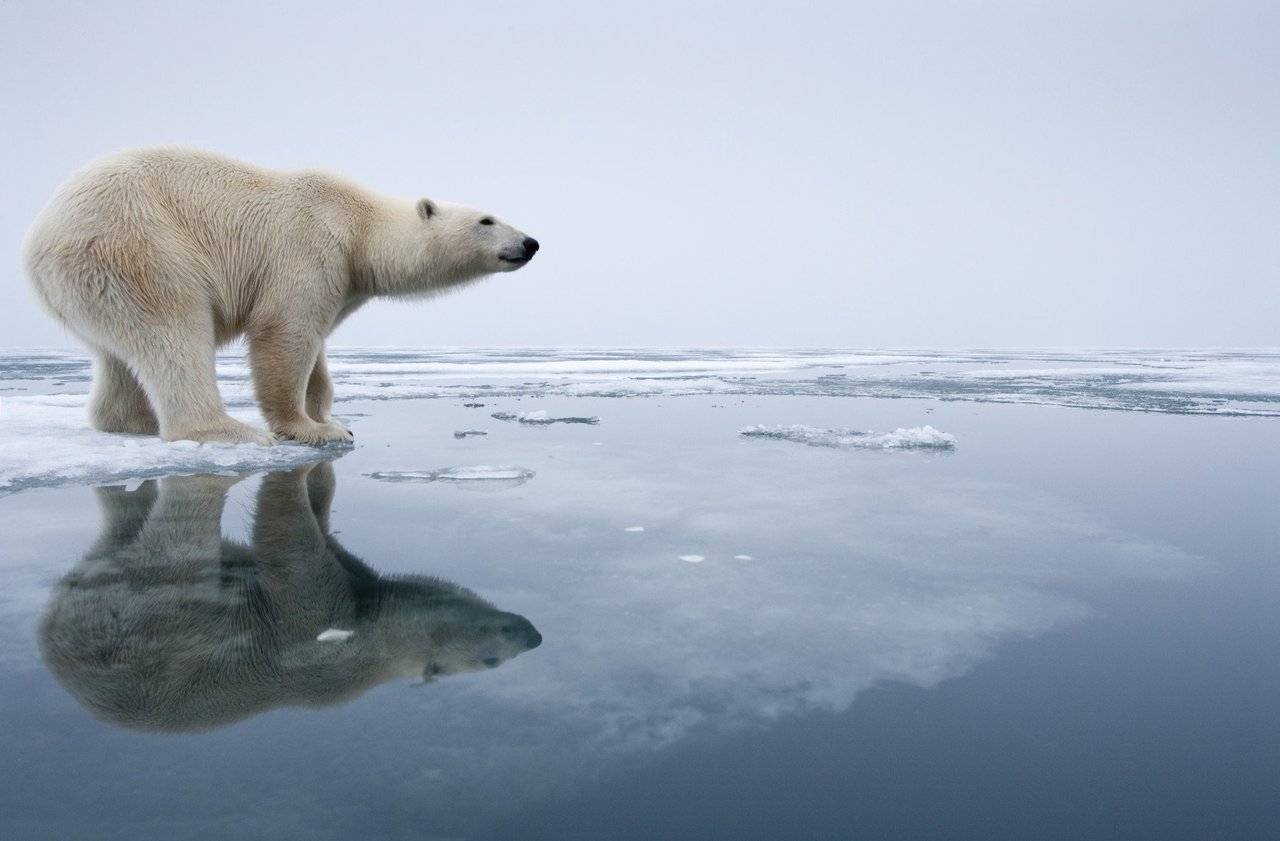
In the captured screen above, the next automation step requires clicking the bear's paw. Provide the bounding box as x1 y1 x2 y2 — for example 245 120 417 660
272 419 355 446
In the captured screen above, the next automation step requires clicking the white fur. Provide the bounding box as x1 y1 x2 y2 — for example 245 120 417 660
23 147 536 445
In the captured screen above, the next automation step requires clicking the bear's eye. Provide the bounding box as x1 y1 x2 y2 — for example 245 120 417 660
479 217 495 226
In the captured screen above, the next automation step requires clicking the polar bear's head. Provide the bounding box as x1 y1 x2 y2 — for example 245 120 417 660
417 197 539 275
363 196 539 297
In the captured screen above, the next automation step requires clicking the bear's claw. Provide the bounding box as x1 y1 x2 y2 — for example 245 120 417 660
272 420 355 446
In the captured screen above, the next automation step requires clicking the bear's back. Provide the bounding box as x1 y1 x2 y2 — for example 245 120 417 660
42 148 285 237
23 148 376 317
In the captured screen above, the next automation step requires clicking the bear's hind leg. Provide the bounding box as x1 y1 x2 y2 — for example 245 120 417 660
89 350 160 435
126 324 275 446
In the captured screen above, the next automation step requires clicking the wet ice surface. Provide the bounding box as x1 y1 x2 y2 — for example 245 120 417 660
1 348 1278 840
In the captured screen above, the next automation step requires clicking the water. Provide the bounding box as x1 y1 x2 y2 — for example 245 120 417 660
1 349 1277 839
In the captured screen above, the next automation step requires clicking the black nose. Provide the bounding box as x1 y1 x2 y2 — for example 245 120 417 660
523 237 540 257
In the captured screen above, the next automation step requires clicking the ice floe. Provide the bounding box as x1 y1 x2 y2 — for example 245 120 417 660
491 410 601 425
316 628 354 643
365 466 535 487
739 424 957 451
0 394 329 495
453 429 488 438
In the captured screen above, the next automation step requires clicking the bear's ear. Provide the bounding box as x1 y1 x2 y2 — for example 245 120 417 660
417 198 436 221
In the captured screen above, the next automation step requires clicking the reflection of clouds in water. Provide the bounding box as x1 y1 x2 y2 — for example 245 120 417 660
377 465 1203 820
0 489 99 670
0 567 57 669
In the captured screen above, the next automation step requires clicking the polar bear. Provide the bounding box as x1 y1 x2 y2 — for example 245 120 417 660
39 462 543 732
23 148 538 445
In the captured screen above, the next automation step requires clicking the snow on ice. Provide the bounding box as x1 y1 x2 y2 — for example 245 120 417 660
0 394 328 495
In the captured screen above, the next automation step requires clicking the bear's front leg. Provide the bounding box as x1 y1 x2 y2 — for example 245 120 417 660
249 327 354 445
305 348 336 424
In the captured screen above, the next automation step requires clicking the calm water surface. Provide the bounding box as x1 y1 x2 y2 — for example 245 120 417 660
1 357 1277 840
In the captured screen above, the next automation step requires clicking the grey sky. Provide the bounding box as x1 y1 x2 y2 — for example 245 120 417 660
2 1 1276 348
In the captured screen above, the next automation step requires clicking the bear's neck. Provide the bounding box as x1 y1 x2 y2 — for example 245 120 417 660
356 201 475 300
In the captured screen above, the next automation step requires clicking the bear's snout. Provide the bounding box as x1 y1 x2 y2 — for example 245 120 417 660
499 236 540 267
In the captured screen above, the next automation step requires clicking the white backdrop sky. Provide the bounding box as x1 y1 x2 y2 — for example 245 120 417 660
2 0 1276 348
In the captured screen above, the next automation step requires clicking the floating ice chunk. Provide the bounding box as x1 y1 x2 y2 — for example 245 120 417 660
624 526 645 532
316 628 354 643
739 424 956 451
678 555 706 563
734 555 753 560
365 466 535 487
453 429 488 438
491 410 600 426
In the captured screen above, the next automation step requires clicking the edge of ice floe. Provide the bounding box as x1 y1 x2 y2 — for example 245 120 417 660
0 394 339 495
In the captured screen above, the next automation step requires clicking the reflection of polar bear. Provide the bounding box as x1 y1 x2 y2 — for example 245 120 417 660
23 148 539 445
38 462 542 732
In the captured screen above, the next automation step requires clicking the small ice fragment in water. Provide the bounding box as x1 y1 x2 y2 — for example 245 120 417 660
317 628 354 643
739 424 956 450
678 554 705 563
453 429 488 438
366 466 535 486
734 555 753 560
624 526 645 532
491 410 600 425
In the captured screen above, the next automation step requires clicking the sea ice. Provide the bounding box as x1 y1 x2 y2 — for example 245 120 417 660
453 429 488 438
365 466 535 486
739 424 957 451
3 347 1276 498
316 629 354 643
491 410 601 425
678 555 706 563
309 348 1280 416
0 394 328 495
9 348 1279 417
624 526 646 532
